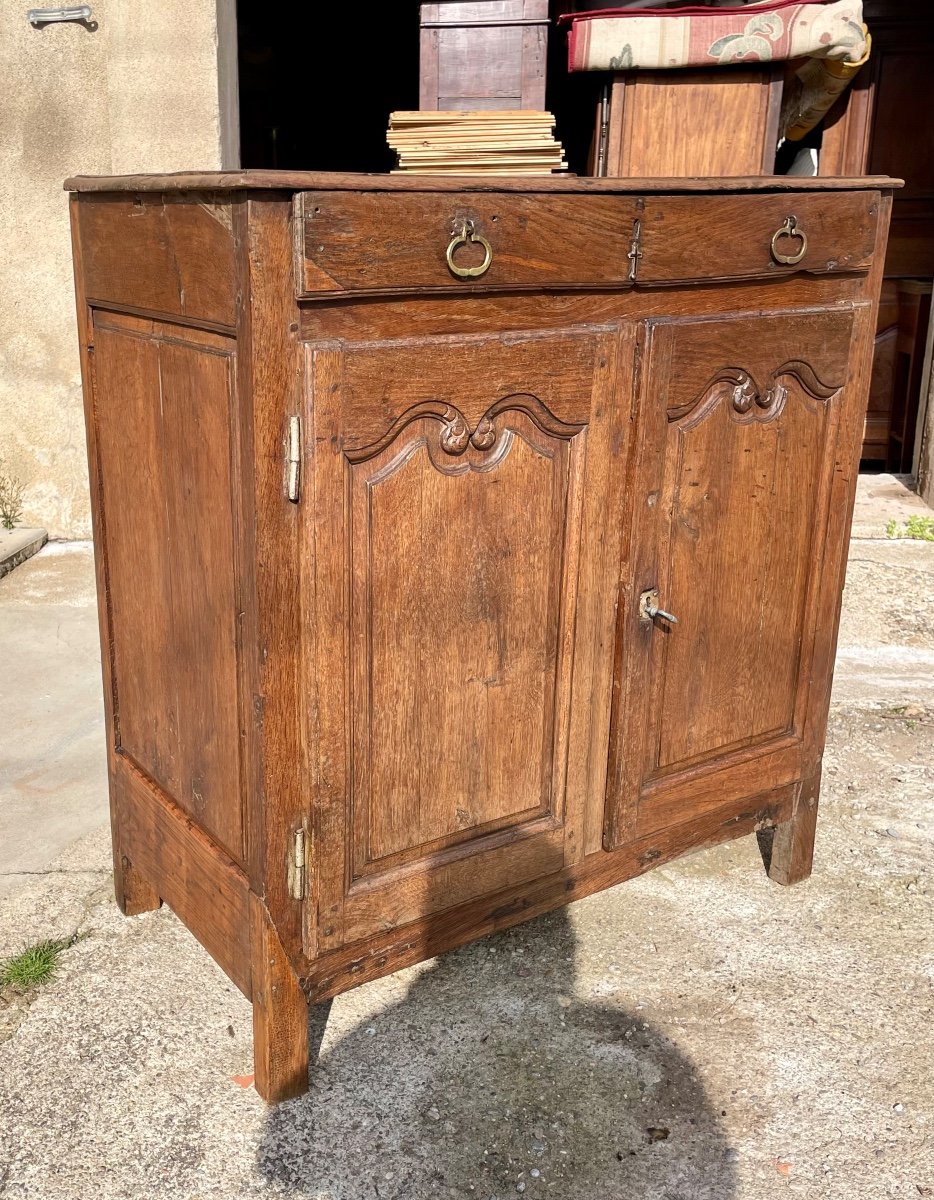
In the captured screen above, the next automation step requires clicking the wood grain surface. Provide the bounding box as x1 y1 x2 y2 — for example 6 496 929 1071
69 179 894 1103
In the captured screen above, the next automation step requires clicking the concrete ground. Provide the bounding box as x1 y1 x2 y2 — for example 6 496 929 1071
0 477 932 1199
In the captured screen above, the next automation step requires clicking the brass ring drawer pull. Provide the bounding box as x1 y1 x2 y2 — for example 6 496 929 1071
770 215 808 266
446 218 493 279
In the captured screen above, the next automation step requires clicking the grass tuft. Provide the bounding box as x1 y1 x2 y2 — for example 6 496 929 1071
0 938 70 989
886 515 934 542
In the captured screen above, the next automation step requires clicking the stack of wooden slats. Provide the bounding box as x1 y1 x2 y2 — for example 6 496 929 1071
387 111 567 175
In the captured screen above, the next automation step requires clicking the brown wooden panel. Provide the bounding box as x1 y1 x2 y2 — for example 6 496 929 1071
304 325 631 949
349 412 576 874
339 329 598 449
295 190 878 298
114 756 252 998
299 275 870 344
93 322 179 796
75 195 237 328
419 0 547 111
67 172 899 194
638 191 879 283
91 311 244 863
605 307 857 847
606 67 782 177
159 340 243 858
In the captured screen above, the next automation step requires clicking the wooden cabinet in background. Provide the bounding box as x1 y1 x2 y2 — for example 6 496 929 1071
419 0 548 111
68 171 893 1103
593 65 783 176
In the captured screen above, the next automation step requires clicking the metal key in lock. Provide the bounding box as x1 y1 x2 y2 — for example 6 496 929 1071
639 587 678 625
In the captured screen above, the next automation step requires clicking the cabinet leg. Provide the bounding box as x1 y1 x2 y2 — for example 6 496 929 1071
766 767 821 886
114 851 162 916
249 893 309 1104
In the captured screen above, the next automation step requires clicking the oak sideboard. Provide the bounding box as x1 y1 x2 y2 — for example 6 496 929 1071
67 171 894 1102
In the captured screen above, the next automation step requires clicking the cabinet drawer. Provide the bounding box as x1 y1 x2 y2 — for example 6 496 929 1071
294 189 879 299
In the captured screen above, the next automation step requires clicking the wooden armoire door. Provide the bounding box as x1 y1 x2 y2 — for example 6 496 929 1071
605 307 861 848
303 324 633 953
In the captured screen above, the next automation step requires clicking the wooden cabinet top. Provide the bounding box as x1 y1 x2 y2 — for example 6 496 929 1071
64 169 901 195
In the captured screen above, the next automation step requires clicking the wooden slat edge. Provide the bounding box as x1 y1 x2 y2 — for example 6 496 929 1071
64 171 904 195
114 755 253 998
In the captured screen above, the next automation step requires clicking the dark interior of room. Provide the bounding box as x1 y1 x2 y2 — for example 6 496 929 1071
236 1 599 175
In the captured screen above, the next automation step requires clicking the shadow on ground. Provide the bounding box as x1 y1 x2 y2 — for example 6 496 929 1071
258 905 736 1199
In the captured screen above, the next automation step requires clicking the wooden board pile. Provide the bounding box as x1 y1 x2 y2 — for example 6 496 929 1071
387 111 567 175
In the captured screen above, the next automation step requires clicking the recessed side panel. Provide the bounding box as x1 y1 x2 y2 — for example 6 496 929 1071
92 311 244 863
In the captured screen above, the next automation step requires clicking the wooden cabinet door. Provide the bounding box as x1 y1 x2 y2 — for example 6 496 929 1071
605 307 861 848
303 325 633 952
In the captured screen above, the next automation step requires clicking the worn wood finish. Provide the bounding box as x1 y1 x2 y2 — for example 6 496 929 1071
767 767 821 886
73 193 237 329
90 311 244 863
419 0 548 112
113 756 252 996
250 892 309 1103
65 171 898 194
604 307 857 848
296 190 879 298
304 326 631 949
68 172 894 1104
601 67 782 178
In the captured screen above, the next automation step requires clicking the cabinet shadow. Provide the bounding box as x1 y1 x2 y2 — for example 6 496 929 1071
258 891 737 1199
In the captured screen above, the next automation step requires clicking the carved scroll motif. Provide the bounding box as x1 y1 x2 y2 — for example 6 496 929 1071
669 360 843 425
344 393 585 463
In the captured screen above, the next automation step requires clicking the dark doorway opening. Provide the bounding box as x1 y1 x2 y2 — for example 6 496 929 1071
235 3 598 175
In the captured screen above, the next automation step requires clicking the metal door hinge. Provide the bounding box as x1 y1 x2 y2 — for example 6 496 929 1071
285 415 302 502
288 828 307 900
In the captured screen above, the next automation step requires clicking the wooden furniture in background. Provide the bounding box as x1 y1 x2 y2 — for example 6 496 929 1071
68 170 893 1103
592 66 783 176
419 0 548 111
886 280 933 471
863 279 899 461
820 2 934 467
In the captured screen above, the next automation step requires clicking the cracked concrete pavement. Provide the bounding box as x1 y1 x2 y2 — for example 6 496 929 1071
0 478 932 1199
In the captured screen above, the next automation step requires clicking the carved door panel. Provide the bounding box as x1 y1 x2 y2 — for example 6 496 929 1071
304 326 633 952
605 308 859 848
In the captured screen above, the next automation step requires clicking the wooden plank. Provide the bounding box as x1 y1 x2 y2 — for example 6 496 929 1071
606 67 783 178
64 172 903 194
69 197 161 917
238 197 307 955
249 893 309 1103
114 756 252 998
90 310 244 864
295 190 880 299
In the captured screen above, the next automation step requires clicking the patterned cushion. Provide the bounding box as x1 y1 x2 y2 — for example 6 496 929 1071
560 0 868 72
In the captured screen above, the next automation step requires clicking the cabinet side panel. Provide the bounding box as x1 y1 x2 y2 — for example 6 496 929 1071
92 313 244 863
75 195 237 329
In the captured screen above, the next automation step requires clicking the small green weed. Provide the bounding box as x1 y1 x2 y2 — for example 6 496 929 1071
0 938 71 989
885 515 934 542
0 456 25 531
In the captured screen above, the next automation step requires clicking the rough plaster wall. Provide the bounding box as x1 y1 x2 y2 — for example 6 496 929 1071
0 2 231 538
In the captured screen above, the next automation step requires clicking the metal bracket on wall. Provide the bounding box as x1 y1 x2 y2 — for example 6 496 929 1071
28 6 93 25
